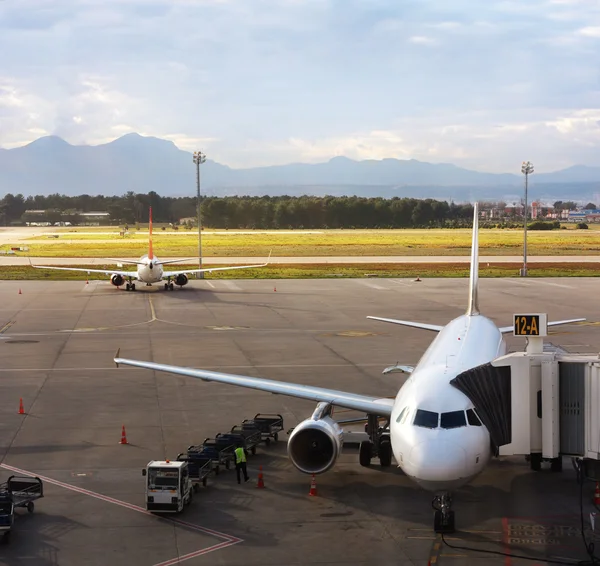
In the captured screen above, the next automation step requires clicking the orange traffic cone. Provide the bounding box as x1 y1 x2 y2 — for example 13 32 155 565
18 288 22 295
18 398 25 415
86 279 89 285
309 474 317 496
594 482 600 505
256 465 265 488
119 425 128 445
274 286 277 292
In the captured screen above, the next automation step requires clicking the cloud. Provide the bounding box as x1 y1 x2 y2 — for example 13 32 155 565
0 0 600 172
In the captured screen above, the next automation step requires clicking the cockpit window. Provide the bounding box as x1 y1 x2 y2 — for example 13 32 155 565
413 409 439 429
440 410 467 429
466 409 482 426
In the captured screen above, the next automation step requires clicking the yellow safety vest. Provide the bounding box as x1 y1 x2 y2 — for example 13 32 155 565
234 447 246 464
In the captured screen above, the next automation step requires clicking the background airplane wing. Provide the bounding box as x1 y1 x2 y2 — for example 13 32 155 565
114 355 394 416
498 318 586 334
163 251 271 277
31 265 134 277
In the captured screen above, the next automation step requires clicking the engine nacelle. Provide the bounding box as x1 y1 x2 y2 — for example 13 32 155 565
287 403 343 475
174 274 189 286
111 274 125 287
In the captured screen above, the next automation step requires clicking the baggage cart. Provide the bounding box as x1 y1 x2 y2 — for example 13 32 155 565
0 476 44 543
176 454 213 492
241 413 284 445
201 438 236 471
224 425 262 455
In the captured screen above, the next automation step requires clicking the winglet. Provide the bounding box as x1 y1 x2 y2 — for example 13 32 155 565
266 249 272 265
114 348 121 367
466 202 480 316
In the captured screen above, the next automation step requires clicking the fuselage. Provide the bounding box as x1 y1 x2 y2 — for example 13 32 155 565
135 254 164 284
389 314 506 492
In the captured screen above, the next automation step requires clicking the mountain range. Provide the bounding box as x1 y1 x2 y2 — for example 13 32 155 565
1 133 599 201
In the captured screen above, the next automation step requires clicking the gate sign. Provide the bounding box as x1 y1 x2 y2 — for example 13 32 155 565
513 313 548 337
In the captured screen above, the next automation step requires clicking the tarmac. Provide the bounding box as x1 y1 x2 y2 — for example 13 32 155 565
1 277 600 565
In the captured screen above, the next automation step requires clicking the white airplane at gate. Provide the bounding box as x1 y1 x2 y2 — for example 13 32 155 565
113 203 584 532
32 207 270 291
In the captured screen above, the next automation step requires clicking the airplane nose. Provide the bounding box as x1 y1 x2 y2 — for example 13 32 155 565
409 440 467 482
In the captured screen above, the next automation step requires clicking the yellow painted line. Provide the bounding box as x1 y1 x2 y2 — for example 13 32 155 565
0 321 15 334
149 295 157 321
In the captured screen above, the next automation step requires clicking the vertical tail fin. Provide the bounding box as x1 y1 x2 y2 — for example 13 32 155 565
148 206 153 259
466 202 480 316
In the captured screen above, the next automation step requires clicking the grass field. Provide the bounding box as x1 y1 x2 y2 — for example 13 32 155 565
7 227 600 258
3 262 600 281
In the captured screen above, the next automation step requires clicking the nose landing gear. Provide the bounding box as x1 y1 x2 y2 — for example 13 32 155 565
432 492 455 533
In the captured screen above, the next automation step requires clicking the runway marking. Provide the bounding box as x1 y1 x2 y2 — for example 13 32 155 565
531 280 574 289
205 281 215 288
0 463 242 565
355 280 387 290
0 320 15 334
149 295 157 321
222 281 242 291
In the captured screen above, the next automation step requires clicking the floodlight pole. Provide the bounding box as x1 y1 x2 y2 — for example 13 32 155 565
521 161 534 277
193 151 206 279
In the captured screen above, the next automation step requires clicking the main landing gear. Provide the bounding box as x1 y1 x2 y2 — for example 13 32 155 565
125 280 136 291
164 280 174 291
432 492 455 533
359 414 392 468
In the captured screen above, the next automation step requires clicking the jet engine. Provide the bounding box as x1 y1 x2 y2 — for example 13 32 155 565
111 274 125 287
287 402 343 474
174 274 189 286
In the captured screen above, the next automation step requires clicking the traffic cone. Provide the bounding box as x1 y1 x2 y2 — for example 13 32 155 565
594 482 600 505
309 474 317 496
274 286 277 292
119 425 128 445
256 465 265 488
86 279 89 285
18 398 25 415
414 275 421 282
18 288 22 295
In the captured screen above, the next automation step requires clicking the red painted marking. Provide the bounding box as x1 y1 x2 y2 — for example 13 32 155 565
502 517 512 566
0 463 243 564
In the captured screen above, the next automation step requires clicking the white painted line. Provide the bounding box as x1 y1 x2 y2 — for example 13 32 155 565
222 281 242 291
0 463 242 565
532 280 574 289
504 279 531 286
204 281 215 288
355 280 387 290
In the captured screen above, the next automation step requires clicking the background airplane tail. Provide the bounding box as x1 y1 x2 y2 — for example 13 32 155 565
466 202 480 316
148 206 153 258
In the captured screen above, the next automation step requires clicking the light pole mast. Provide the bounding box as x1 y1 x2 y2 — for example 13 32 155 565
520 161 534 277
193 151 206 279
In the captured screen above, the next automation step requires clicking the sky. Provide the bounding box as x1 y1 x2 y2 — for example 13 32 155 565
0 0 599 173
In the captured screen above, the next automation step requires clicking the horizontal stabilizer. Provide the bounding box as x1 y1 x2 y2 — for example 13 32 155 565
498 318 586 334
367 316 443 332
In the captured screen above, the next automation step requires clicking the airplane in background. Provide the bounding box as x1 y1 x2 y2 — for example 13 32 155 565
31 207 271 291
113 203 584 532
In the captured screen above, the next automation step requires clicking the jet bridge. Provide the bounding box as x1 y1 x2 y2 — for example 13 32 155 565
450 313 600 476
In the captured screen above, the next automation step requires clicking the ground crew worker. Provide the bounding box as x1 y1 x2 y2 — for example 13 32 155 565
234 443 249 484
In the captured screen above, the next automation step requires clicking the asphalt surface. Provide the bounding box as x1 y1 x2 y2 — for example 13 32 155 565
3 255 600 266
0 278 599 565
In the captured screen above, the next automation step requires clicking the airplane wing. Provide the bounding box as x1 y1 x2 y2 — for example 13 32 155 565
113 354 394 417
498 318 586 334
367 316 444 332
162 251 272 277
156 258 199 266
31 265 134 277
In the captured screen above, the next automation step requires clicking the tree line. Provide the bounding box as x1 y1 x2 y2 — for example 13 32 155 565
0 192 481 229
0 192 580 229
